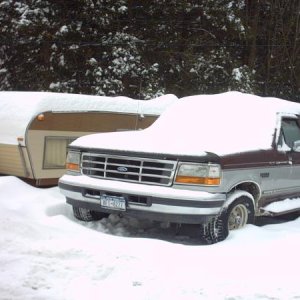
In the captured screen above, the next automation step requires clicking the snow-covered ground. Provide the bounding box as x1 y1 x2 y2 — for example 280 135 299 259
1 176 300 299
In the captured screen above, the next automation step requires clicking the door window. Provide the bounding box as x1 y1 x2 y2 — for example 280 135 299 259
281 119 300 149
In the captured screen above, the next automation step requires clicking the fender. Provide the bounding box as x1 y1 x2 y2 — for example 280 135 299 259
222 190 255 210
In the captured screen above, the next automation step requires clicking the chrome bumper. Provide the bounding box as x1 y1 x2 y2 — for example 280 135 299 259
59 174 226 224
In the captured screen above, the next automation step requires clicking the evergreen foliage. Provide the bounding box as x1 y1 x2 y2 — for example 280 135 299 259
0 0 299 101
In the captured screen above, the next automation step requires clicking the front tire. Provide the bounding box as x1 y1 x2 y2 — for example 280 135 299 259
200 195 255 244
73 206 109 221
199 212 229 244
227 198 254 230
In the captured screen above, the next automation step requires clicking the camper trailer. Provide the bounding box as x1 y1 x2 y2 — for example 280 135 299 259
0 92 177 186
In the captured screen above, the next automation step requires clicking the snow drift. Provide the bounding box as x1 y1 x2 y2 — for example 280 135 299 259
0 176 300 299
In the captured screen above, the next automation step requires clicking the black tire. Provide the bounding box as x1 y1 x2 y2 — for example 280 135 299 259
199 212 229 244
73 206 109 221
200 195 255 244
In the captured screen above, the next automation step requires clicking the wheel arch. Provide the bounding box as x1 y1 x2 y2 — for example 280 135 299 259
225 181 261 209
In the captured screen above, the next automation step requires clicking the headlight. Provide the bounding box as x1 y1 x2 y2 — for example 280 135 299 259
66 150 81 174
175 163 221 185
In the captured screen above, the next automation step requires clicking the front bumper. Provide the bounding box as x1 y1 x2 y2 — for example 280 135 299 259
59 174 226 224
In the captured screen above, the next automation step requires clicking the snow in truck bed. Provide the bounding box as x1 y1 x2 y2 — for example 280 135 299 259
72 91 300 156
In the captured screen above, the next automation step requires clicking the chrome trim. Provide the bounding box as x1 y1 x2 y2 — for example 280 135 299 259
81 153 178 186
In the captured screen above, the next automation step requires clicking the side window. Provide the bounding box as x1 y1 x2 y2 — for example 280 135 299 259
281 119 300 149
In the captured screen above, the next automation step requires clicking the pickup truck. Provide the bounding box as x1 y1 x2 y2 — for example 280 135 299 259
59 92 300 243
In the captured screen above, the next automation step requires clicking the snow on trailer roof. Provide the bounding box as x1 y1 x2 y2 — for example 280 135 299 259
72 91 300 156
0 91 178 145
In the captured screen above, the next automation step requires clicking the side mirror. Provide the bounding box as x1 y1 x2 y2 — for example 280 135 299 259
292 140 300 152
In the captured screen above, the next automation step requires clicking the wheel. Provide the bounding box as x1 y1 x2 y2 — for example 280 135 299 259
73 206 109 221
227 196 255 228
200 195 255 244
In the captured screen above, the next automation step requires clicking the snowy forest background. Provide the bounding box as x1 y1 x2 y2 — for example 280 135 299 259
0 0 299 101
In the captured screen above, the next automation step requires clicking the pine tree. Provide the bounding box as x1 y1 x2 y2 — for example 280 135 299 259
0 0 163 98
0 0 298 101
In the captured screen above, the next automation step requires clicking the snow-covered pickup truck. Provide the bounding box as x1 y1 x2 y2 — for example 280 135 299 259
59 92 300 243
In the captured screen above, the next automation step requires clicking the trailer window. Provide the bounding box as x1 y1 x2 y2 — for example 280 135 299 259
43 137 75 169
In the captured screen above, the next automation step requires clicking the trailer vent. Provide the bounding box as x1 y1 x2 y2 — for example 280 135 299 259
81 153 177 186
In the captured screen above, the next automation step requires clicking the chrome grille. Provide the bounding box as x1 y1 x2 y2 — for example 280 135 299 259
81 153 177 186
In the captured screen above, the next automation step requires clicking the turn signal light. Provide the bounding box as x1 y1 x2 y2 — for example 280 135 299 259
175 176 220 185
66 163 80 172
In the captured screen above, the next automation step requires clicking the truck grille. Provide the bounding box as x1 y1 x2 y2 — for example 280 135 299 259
81 153 177 186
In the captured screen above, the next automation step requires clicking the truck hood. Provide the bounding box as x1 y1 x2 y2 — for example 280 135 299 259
71 129 209 157
71 92 296 156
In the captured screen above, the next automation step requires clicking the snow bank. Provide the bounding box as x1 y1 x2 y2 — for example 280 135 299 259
73 91 300 156
1 176 300 299
0 92 177 145
264 198 300 213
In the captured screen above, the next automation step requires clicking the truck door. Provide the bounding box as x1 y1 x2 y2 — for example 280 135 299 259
280 117 300 195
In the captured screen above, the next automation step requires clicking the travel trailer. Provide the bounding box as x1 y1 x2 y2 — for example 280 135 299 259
0 92 177 186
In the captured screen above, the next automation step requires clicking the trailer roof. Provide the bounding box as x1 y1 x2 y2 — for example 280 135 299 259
0 92 178 145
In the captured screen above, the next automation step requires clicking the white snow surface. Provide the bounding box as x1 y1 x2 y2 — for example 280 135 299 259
73 91 300 156
0 92 177 145
264 198 300 213
1 175 300 299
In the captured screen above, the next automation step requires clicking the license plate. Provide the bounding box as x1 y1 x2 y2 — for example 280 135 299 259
100 195 126 211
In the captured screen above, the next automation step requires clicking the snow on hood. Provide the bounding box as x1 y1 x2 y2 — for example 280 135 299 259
0 92 177 145
72 92 300 156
